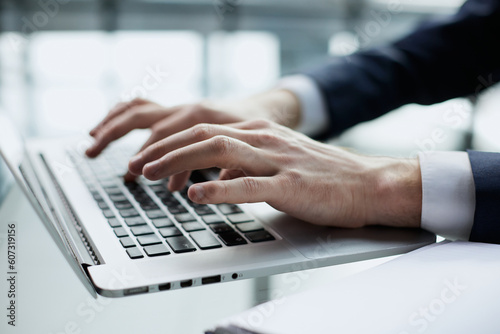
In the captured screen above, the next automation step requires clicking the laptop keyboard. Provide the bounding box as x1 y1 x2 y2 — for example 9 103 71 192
69 147 276 260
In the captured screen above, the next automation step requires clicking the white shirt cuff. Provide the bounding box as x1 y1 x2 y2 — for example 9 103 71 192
276 75 329 137
419 151 475 241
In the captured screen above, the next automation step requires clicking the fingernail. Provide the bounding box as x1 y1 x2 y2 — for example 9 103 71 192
144 160 160 177
191 185 205 202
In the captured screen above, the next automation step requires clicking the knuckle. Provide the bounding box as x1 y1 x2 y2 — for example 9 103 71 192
285 169 303 188
128 108 142 122
256 131 279 146
150 122 164 135
131 97 145 104
186 104 206 120
252 119 273 129
191 123 213 140
243 177 259 196
210 135 234 156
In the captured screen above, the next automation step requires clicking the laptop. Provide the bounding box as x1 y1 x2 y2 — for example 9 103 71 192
0 112 435 298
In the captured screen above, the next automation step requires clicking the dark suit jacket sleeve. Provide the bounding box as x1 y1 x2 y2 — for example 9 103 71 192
304 0 500 140
303 0 500 243
467 151 500 244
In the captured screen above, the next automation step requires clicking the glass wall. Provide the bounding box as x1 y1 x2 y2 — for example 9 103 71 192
0 0 464 141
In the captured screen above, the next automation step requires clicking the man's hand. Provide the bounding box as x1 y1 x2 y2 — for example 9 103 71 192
128 119 422 229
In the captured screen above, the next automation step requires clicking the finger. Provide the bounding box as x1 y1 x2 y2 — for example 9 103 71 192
86 108 167 158
90 100 135 136
129 124 254 176
123 130 165 180
167 171 191 192
187 177 274 204
228 119 275 131
142 136 274 180
219 169 246 180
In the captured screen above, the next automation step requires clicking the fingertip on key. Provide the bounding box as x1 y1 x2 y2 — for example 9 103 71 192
128 154 143 174
143 160 161 179
189 185 205 202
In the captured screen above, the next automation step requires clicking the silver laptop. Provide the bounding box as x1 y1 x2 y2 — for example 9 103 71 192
0 112 435 298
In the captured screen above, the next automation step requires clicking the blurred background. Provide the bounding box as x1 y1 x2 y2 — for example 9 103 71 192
2 1 500 333
3 0 499 157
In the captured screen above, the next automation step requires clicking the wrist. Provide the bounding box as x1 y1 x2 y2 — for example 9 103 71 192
365 157 422 228
201 89 301 128
241 89 301 128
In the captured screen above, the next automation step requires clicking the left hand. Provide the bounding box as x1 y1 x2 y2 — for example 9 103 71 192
127 119 422 228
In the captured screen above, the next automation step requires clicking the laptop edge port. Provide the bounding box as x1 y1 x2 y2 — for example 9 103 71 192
180 279 193 288
202 275 221 285
159 283 171 291
124 286 148 296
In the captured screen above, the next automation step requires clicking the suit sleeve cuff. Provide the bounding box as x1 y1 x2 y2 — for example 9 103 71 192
276 75 329 137
418 151 475 240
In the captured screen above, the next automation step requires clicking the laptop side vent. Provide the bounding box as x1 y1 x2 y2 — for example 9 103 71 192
39 154 101 265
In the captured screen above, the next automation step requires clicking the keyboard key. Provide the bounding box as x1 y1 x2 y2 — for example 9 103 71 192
235 221 264 233
218 231 247 246
108 218 121 228
245 230 275 243
227 213 253 224
158 227 182 238
146 210 167 219
152 218 173 228
114 227 128 238
104 187 123 195
174 212 196 222
125 181 140 190
190 231 222 250
120 237 135 248
167 205 188 214
130 225 154 236
140 203 159 211
166 236 196 253
149 184 167 192
193 205 215 216
92 192 103 201
109 194 128 202
157 192 175 201
137 235 162 246
144 244 170 257
114 200 133 210
181 221 205 232
209 223 233 234
100 180 117 188
119 208 140 218
102 209 115 219
217 203 243 215
202 214 225 225
124 216 147 227
126 247 144 259
97 201 109 210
